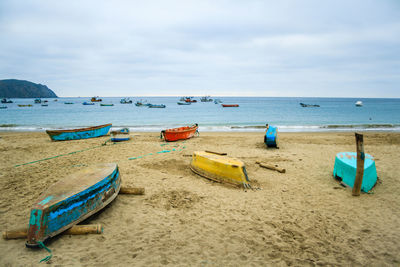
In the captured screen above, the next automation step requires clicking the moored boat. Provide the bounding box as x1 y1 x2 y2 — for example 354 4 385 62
200 96 213 102
100 103 114 106
83 102 95 105
161 124 198 142
222 104 239 107
64 102 74 104
111 128 130 142
0 105 7 109
91 97 102 102
18 104 33 107
46 123 112 141
1 98 13 104
333 152 377 192
26 163 121 247
148 104 166 108
177 101 191 105
300 103 320 107
190 151 251 188
264 125 278 148
355 101 363 107
34 98 41 104
135 100 151 106
120 98 133 104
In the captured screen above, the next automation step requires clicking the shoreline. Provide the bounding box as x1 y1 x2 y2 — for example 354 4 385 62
1 131 399 265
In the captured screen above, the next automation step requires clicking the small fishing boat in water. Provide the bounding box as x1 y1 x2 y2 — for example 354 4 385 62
190 151 251 188
1 98 13 104
200 96 213 102
148 104 166 108
120 98 133 104
100 103 114 106
18 104 33 107
83 102 95 105
91 97 102 102
26 163 121 247
177 101 191 105
222 104 239 107
355 101 363 107
135 100 151 106
300 103 320 107
46 123 112 141
34 98 41 104
161 124 198 142
0 105 7 109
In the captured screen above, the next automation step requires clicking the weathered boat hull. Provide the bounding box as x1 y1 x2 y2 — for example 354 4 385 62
190 151 251 188
26 163 121 247
333 152 377 192
46 124 112 141
222 104 239 107
161 124 198 142
111 128 130 142
264 126 278 147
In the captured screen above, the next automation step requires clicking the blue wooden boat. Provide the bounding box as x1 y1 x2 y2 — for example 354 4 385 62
83 102 95 105
46 123 112 141
26 163 121 247
111 128 130 142
148 104 166 108
264 126 278 147
333 152 377 192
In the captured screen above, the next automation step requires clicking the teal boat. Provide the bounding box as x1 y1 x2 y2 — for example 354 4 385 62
148 104 166 108
264 126 278 147
26 163 121 247
333 152 377 192
46 123 112 141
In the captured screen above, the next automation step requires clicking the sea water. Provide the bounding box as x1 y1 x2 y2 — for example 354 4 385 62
0 97 399 132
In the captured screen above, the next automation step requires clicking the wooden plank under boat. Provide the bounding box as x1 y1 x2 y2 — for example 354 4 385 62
333 152 377 192
46 123 112 141
161 124 198 142
26 163 121 247
264 126 278 147
222 104 239 107
190 151 251 188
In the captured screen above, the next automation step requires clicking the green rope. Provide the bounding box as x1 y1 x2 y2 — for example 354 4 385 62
38 241 52 263
14 144 105 167
128 143 186 160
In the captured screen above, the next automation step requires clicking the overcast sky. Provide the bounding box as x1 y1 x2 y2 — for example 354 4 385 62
0 0 399 97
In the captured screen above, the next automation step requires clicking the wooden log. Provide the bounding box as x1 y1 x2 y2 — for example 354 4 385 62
352 133 365 196
119 186 145 195
256 161 286 173
205 150 228 156
2 224 103 240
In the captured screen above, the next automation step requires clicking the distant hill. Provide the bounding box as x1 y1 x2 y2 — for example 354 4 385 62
0 79 58 98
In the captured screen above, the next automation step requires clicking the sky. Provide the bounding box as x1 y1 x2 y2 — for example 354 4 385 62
0 0 399 97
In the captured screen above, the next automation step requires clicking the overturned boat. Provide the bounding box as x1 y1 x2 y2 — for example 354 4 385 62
190 151 251 188
26 163 121 247
264 126 278 148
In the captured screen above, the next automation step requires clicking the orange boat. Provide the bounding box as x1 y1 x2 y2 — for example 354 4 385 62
161 124 198 142
91 97 102 102
222 104 239 107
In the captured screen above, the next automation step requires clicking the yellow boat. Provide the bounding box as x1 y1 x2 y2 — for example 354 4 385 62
190 151 251 188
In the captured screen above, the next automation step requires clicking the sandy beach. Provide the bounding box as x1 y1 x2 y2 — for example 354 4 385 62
0 131 399 266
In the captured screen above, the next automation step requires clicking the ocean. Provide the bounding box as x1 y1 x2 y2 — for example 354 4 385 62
1 97 399 132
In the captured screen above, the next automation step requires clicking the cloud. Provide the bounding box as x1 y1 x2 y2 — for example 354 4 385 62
0 0 399 97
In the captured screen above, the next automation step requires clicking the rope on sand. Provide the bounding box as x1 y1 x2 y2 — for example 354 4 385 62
38 241 52 263
128 141 186 160
14 140 112 168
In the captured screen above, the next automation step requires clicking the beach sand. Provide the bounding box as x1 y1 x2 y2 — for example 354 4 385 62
0 131 399 266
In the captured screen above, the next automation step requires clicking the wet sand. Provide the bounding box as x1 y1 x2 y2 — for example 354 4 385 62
0 131 399 266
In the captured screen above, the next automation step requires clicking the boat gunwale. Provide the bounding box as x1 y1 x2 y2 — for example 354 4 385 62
45 123 112 134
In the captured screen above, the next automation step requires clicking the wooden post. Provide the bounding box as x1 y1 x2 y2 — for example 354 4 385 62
352 133 365 196
119 186 145 195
